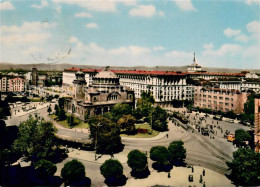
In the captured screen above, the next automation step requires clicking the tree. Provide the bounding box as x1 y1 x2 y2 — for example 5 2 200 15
13 116 57 161
149 106 168 132
21 96 30 103
89 115 122 154
110 103 132 122
136 91 155 117
100 159 123 180
58 109 67 121
67 115 74 127
0 100 10 119
243 94 255 123
0 120 6 149
117 114 136 134
54 105 59 116
150 146 170 166
34 159 57 182
58 97 65 109
61 159 85 184
47 106 52 115
133 107 142 121
226 148 260 186
168 141 186 165
127 150 147 172
235 129 251 147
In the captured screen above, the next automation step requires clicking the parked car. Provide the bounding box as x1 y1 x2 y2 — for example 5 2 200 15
226 119 234 123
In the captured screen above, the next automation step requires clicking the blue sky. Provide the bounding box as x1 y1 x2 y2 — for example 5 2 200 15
0 0 259 69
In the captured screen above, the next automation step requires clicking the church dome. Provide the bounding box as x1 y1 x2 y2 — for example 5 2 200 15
95 71 118 79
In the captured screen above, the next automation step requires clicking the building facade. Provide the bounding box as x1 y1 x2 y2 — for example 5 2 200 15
187 53 202 72
8 77 25 92
194 86 248 114
255 95 260 152
64 70 135 120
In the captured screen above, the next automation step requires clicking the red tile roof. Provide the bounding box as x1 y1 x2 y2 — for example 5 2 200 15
64 67 246 77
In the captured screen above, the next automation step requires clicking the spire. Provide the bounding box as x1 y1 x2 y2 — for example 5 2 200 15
193 52 197 64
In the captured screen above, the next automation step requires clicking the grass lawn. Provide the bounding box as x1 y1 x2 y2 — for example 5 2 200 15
49 114 89 129
120 122 160 138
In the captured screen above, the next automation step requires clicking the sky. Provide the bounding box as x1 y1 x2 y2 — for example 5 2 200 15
0 0 260 69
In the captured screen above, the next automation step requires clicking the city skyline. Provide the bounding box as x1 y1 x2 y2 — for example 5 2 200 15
0 0 260 68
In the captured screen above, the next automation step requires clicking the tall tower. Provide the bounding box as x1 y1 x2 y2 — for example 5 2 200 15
31 68 38 86
73 71 86 100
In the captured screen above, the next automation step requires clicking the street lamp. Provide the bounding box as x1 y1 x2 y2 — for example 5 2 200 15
94 123 103 160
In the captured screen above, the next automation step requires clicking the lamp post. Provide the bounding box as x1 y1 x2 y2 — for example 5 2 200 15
94 123 103 160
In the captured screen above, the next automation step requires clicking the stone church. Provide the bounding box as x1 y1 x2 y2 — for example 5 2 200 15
64 70 135 120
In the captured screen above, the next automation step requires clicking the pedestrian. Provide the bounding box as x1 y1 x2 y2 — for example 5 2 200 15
166 134 168 138
203 182 206 187
191 166 194 173
199 175 203 183
168 172 171 178
203 169 205 176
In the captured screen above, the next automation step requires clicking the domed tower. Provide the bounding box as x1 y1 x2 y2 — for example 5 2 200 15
73 71 86 100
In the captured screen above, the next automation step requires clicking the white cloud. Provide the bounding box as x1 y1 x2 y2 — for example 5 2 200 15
0 1 14 10
108 46 151 55
153 46 165 51
235 35 249 43
246 20 260 33
31 0 48 9
86 22 98 29
75 12 92 18
53 0 117 12
22 47 42 55
114 0 137 6
202 44 243 57
246 0 260 5
224 28 241 37
173 0 196 11
129 5 157 18
203 43 214 50
165 50 193 57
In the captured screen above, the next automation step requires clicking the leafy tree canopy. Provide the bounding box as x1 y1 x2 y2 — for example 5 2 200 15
149 106 168 132
34 159 57 179
100 159 123 179
136 91 155 117
117 114 136 133
235 129 251 144
61 159 86 183
127 150 147 172
110 103 132 122
150 146 170 165
168 141 186 163
227 148 260 186
58 97 65 109
13 115 57 161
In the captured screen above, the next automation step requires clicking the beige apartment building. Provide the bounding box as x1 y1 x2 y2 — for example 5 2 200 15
8 77 25 92
194 86 248 114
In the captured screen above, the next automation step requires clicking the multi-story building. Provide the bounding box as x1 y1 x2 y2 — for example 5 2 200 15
63 68 191 107
255 95 260 152
64 70 135 120
0 75 8 92
241 80 260 93
186 72 246 80
194 86 248 114
8 77 25 92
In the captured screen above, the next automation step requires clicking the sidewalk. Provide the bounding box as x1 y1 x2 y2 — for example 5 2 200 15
121 131 167 141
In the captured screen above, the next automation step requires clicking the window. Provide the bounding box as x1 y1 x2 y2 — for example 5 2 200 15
231 98 234 101
225 103 229 106
214 96 217 99
219 97 223 100
225 98 229 101
208 95 212 98
93 97 97 102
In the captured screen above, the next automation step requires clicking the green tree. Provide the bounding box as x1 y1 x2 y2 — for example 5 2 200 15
235 129 251 146
117 114 136 134
168 141 186 164
67 115 74 127
59 109 67 121
110 103 132 122
0 120 6 149
89 115 122 154
133 107 142 121
100 159 123 180
54 105 59 116
47 106 52 115
149 106 168 132
61 159 86 184
0 100 10 119
225 110 236 119
13 115 57 161
150 146 170 166
243 94 255 123
34 159 57 182
226 148 260 186
58 97 65 109
127 150 147 172
136 91 155 117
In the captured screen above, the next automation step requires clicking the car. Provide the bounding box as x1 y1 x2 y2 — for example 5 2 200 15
226 119 234 123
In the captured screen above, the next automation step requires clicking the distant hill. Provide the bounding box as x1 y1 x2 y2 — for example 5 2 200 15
0 62 259 73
